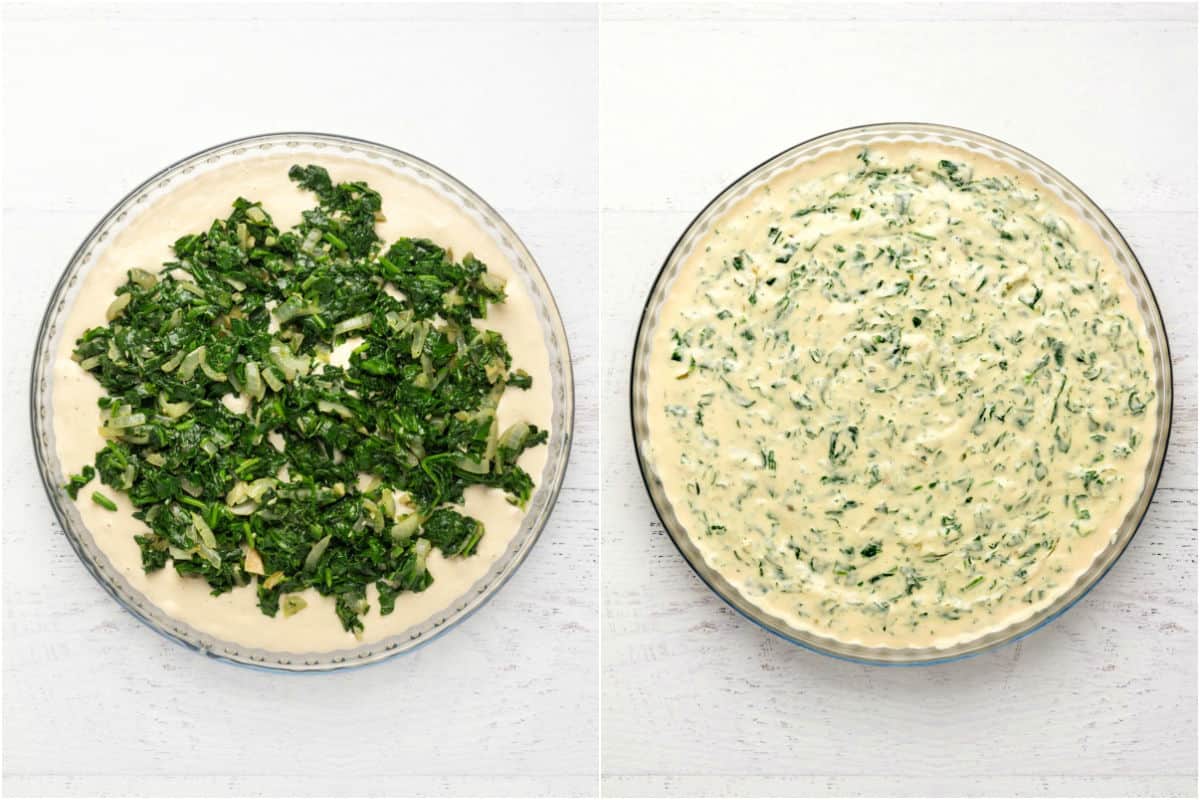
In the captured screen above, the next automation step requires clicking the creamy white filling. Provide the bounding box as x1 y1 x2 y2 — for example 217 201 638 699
648 142 1158 649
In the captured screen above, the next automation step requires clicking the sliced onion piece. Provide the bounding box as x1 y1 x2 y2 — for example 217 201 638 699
243 547 265 575
317 399 354 419
268 340 311 382
108 412 146 429
236 222 252 251
282 595 308 617
413 537 432 568
484 414 500 463
160 349 186 373
129 268 158 290
198 349 227 382
390 513 421 541
333 313 373 337
361 498 384 532
105 293 132 321
244 362 264 401
262 367 285 392
455 456 490 475
479 272 506 296
273 295 320 324
158 394 192 419
484 357 507 384
189 512 221 566
246 478 277 502
300 228 322 253
178 346 204 380
410 322 428 359
383 310 408 332
303 534 332 572
498 422 531 456
225 481 248 507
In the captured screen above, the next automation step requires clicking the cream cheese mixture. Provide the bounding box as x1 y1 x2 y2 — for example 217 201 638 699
54 153 553 652
648 142 1158 649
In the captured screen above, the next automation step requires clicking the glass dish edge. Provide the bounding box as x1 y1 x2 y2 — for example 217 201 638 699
30 132 576 673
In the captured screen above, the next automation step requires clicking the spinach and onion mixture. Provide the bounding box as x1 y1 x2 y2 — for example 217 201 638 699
65 165 547 634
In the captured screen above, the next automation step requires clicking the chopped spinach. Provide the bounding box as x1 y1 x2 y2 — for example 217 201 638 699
64 465 96 499
66 165 547 635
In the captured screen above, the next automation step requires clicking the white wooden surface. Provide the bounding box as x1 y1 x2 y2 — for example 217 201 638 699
600 3 1197 797
2 3 598 798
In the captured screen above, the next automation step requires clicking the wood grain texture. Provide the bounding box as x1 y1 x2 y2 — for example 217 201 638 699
599 3 1197 797
1 3 598 798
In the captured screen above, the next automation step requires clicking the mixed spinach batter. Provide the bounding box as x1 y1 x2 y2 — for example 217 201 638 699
651 145 1157 646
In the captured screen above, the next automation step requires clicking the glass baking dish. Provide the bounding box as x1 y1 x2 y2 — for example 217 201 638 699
630 122 1173 665
31 133 574 672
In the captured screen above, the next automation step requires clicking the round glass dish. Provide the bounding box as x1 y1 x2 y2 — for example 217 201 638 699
31 132 574 672
631 122 1173 665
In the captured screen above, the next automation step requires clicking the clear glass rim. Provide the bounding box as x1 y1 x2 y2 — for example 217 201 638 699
630 121 1175 666
30 132 575 673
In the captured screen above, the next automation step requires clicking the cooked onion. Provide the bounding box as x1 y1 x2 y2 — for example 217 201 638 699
333 313 372 336
129 268 158 290
303 534 332 572
244 362 264 400
178 346 204 380
105 293 132 321
282 595 308 617
390 514 421 541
